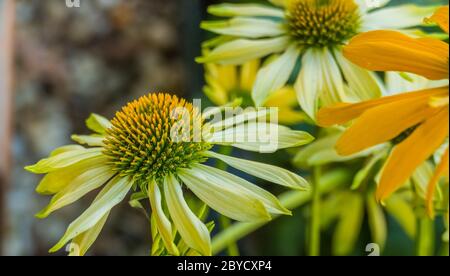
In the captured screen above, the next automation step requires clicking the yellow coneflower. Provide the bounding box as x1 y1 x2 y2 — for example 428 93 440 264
317 6 449 216
26 93 313 256
203 58 305 125
197 0 437 119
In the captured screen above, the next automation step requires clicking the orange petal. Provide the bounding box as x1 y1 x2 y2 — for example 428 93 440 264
425 6 449 34
335 94 439 156
426 147 449 218
376 108 449 202
317 87 448 127
343 30 449 80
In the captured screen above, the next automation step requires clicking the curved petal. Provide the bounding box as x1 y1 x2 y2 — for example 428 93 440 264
164 174 211 256
50 176 133 253
317 87 448 127
425 6 449 34
335 94 440 155
196 37 290 65
85 113 111 134
36 165 115 218
210 122 314 153
148 180 179 256
205 151 309 190
207 3 284 18
252 44 300 106
25 148 103 174
179 164 289 219
201 17 285 39
35 155 109 195
69 212 109 256
363 5 437 30
343 30 449 80
376 108 449 202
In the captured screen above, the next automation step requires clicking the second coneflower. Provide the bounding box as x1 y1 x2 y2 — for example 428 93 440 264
317 6 449 216
26 93 313 256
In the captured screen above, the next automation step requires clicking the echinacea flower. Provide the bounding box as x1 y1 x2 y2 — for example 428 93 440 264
26 93 313 256
197 0 436 119
203 58 305 125
317 6 449 216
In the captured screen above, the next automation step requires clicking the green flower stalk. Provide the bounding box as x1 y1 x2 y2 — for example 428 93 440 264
25 93 314 256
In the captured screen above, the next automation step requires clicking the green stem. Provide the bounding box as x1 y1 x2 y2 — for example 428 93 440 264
416 216 435 256
309 166 321 256
219 216 240 256
211 169 351 255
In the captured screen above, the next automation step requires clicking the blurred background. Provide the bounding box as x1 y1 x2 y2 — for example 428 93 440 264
0 0 447 256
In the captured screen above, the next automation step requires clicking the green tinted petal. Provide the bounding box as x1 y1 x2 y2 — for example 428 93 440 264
148 180 179 256
25 148 103 174
164 174 211 256
205 151 309 190
49 176 132 253
36 164 114 218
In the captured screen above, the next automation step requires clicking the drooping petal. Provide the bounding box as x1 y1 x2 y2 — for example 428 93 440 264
205 151 309 190
85 113 111 134
148 180 179 256
426 147 449 217
201 17 285 39
179 164 289 219
363 5 436 30
50 176 133 253
317 87 448 127
335 94 440 155
343 30 449 80
164 174 211 256
425 6 449 34
252 44 300 106
36 165 115 218
295 48 322 120
207 3 284 18
35 155 109 195
25 148 103 174
376 108 449 202
196 37 290 65
69 212 109 256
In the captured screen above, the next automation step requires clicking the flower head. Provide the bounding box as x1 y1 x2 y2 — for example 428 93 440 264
203 58 306 125
197 0 436 119
317 6 449 216
26 93 313 256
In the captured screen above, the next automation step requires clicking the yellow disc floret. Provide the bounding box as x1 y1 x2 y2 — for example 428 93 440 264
103 93 212 183
287 0 361 47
